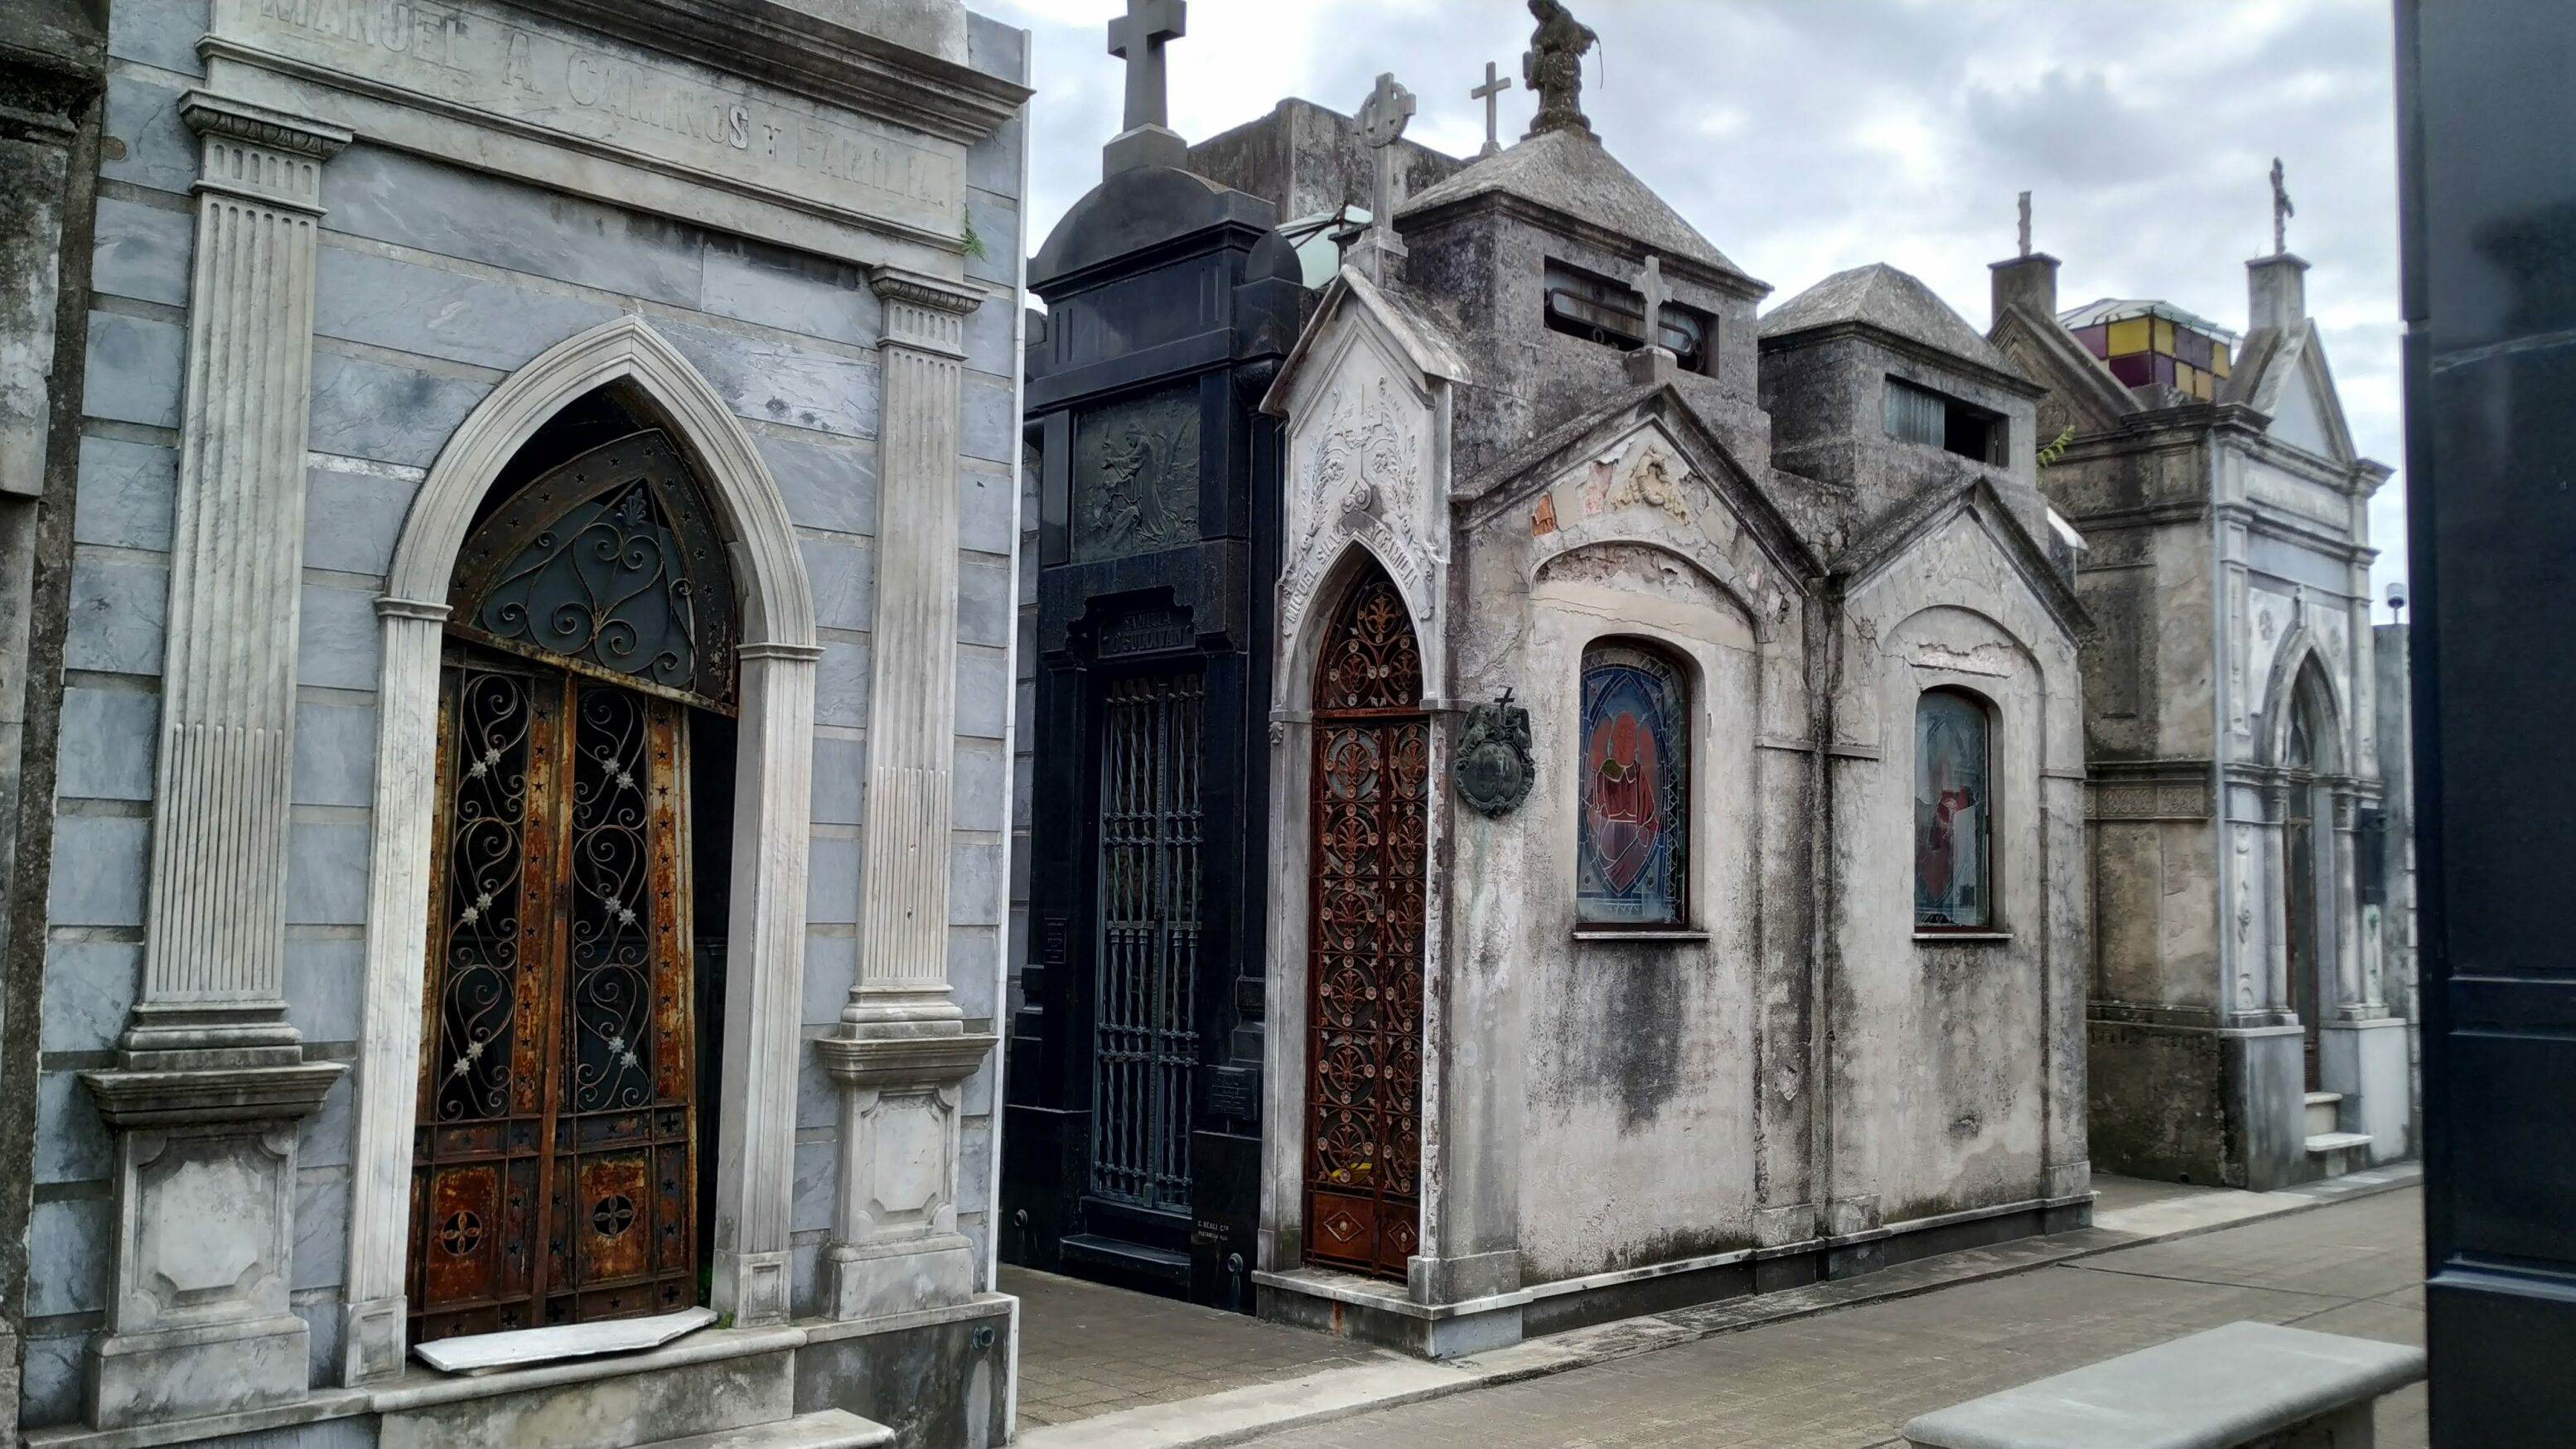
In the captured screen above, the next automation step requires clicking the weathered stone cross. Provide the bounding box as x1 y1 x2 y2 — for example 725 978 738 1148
1639 254 1667 348
1473 60 1512 157
1107 0 1186 133
1359 72 1416 223
1351 72 1417 282
2018 190 2032 258
2270 156 2295 256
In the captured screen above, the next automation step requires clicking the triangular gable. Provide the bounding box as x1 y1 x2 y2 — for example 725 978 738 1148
1987 303 2135 436
1259 264 1469 420
2226 322 2357 465
1840 472 2088 640
1462 382 1824 587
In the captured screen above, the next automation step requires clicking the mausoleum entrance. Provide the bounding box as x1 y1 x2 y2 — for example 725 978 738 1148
1301 568 1428 1281
407 404 740 1343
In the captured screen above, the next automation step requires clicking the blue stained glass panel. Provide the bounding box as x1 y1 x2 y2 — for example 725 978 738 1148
1577 644 1689 925
1915 690 1991 929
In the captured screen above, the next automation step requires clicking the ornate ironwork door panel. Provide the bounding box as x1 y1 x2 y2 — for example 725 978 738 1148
1302 575 1428 1280
411 654 700 1342
1089 672 1205 1211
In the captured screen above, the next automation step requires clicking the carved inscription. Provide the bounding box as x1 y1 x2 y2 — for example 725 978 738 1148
1073 383 1200 563
220 0 962 232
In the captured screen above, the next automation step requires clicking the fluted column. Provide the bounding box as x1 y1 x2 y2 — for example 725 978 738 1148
78 92 348 1430
819 266 995 1321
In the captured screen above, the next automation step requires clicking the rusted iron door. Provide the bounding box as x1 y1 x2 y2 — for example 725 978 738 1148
408 651 700 1342
1302 573 1428 1280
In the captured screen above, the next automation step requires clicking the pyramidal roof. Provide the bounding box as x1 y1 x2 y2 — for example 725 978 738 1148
1397 126 1750 284
1761 263 2016 375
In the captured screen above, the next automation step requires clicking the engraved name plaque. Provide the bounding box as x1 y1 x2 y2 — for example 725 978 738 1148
210 0 965 241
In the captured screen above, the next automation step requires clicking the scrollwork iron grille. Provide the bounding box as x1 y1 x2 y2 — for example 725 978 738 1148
410 650 699 1342
1302 572 1428 1280
1089 671 1206 1211
447 429 737 710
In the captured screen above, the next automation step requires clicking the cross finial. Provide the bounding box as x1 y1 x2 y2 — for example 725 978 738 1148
1350 73 1417 283
2017 190 2032 258
2269 157 2294 256
1107 0 1186 133
1639 254 1667 348
1472 61 1512 157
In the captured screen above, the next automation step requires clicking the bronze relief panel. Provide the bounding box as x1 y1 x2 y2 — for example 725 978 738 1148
1073 381 1201 563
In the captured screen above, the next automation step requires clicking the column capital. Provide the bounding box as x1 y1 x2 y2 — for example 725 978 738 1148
181 91 350 212
179 91 353 157
867 266 983 356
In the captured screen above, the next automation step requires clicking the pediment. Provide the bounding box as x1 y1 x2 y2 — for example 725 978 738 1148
1843 474 2087 642
1473 390 1822 630
1261 265 1468 423
2230 323 2357 466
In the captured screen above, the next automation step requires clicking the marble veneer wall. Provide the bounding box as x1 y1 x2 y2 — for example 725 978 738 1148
22 0 1029 1427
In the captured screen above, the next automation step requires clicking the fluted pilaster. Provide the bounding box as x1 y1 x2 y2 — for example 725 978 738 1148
125 94 351 1060
78 92 348 1432
822 266 993 1324
848 268 981 1031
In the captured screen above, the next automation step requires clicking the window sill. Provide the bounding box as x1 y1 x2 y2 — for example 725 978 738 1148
1575 928 1711 944
1915 930 2013 944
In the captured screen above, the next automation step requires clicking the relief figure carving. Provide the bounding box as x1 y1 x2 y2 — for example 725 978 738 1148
1074 382 1201 562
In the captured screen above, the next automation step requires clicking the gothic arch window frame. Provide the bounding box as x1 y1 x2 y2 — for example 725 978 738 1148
340 318 818 1384
1913 684 1998 934
445 427 742 712
1574 634 1695 930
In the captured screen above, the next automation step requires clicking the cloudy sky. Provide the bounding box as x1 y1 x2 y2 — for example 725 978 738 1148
978 0 2408 614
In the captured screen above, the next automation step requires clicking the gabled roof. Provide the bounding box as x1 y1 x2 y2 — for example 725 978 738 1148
1460 380 1829 583
1837 468 2088 639
1396 127 1753 287
1759 263 2021 381
2224 320 2360 465
1257 263 1472 418
1987 302 2140 434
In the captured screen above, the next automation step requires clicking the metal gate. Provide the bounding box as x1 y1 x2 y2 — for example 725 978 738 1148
1302 573 1427 1280
1089 672 1206 1210
409 655 700 1341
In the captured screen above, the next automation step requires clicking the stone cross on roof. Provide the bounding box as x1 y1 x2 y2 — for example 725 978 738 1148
1473 61 1512 157
1350 72 1417 283
2270 157 2295 256
2018 190 2032 258
1639 254 1668 350
1109 0 1184 132
1102 0 1189 176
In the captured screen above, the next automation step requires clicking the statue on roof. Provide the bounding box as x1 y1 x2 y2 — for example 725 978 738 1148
1523 0 1597 139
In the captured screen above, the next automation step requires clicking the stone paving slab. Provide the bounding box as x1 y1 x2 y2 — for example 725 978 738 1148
1012 1166 2423 1448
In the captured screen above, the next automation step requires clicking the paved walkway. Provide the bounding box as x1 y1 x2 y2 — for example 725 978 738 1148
1004 1265 1390 1430
1010 1167 2423 1447
1237 1186 2426 1449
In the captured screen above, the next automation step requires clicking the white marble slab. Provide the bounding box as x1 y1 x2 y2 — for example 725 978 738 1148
413 1307 718 1375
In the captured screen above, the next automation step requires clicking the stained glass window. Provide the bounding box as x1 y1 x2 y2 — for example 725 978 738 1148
1915 689 1992 930
1577 642 1689 926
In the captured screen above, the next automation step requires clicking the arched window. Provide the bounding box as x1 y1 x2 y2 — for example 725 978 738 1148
1915 688 1993 930
1577 640 1690 926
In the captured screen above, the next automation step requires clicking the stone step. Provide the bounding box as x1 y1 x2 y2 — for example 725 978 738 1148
2306 1130 2375 1177
1061 1232 1193 1287
642 1409 892 1449
2304 1091 2345 1137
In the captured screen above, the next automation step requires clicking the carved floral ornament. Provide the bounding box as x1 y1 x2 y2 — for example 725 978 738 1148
1282 374 1437 642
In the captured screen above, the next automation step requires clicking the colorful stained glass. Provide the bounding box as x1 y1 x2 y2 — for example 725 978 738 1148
1915 690 1991 930
1578 643 1689 925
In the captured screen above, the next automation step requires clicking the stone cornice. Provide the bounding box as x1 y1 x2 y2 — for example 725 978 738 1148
81 1060 345 1128
866 266 985 314
179 89 352 158
524 0 1028 147
815 1030 996 1090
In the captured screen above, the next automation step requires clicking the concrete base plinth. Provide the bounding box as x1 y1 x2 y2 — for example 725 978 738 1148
2318 1017 2413 1162
825 1234 979 1322
86 1312 312 1430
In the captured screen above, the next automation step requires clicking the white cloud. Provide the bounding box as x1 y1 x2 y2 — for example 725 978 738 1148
979 0 2407 613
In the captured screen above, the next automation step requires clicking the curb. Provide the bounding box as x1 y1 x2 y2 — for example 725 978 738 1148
1014 1164 2423 1448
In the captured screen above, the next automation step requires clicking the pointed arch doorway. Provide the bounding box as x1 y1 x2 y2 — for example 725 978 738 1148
407 398 740 1342
1302 564 1428 1279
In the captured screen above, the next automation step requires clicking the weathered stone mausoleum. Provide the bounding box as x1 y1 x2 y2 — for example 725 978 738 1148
1986 218 2414 1191
1012 8 2094 1360
7 0 1032 1443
